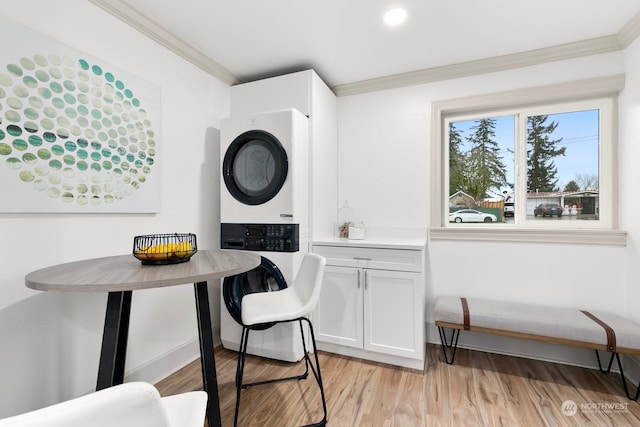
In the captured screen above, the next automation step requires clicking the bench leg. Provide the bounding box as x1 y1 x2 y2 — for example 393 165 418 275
613 352 640 401
595 350 640 401
594 349 616 373
438 326 461 365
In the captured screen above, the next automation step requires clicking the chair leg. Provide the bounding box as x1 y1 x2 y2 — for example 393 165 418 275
233 318 328 426
302 317 327 427
297 319 311 379
233 326 250 427
237 322 309 388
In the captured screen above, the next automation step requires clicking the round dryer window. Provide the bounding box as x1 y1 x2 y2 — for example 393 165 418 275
223 130 288 205
222 256 287 330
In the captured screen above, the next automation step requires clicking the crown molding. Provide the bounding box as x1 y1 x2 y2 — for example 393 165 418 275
618 11 640 47
333 35 622 96
89 0 240 85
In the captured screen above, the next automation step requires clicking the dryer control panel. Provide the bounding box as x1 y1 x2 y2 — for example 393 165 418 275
221 223 299 252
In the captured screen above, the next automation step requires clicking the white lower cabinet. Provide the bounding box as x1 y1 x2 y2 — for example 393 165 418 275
312 243 425 370
316 265 363 348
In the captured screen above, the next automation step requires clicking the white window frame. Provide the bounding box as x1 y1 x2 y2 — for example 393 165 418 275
430 75 627 246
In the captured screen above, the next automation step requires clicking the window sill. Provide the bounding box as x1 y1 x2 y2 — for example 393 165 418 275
429 227 627 246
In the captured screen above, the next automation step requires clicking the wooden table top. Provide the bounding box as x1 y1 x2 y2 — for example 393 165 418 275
25 249 261 292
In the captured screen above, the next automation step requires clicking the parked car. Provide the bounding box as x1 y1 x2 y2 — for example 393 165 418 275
503 202 515 217
533 203 563 217
449 209 497 223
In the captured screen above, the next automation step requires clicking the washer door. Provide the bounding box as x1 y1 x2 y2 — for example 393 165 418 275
222 256 287 329
222 130 288 205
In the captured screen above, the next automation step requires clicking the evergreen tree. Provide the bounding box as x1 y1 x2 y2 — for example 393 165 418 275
527 115 566 192
563 180 579 192
465 118 507 200
448 123 467 196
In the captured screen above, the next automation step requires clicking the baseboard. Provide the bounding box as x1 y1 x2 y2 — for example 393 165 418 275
124 332 220 385
316 342 424 371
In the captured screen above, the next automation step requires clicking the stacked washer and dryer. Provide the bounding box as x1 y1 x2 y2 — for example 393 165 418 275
219 108 309 362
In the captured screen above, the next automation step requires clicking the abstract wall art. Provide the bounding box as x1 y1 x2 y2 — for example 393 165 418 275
0 16 161 213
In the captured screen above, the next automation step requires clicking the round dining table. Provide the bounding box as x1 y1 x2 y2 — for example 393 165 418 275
25 249 260 427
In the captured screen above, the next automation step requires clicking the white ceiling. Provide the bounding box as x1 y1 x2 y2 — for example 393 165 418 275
95 0 640 91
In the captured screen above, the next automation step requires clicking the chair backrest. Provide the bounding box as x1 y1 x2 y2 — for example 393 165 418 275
291 253 326 313
0 382 173 427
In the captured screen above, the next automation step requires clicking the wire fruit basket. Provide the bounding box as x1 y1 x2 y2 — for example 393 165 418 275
133 233 197 265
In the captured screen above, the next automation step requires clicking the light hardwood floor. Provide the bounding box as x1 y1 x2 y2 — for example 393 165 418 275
155 344 640 426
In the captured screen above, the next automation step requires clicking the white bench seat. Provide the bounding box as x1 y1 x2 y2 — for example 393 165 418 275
434 296 640 400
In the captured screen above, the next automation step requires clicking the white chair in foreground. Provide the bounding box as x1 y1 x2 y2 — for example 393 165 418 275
0 382 207 427
234 252 327 427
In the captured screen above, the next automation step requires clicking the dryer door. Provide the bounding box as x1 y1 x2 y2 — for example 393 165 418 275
222 130 288 205
222 256 287 330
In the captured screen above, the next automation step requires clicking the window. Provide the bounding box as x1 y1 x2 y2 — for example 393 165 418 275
430 75 626 245
447 102 605 225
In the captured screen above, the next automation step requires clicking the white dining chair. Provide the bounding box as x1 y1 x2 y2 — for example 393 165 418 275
0 382 207 427
234 252 327 427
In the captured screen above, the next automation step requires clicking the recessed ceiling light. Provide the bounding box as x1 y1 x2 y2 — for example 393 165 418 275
383 7 407 27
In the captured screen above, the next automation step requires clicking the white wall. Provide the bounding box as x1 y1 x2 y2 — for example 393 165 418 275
620 38 640 309
619 35 640 377
0 0 229 416
337 50 638 366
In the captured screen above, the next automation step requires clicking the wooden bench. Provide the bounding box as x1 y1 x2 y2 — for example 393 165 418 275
434 296 640 400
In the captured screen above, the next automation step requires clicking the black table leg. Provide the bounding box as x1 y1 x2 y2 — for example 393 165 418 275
194 281 222 427
96 290 132 390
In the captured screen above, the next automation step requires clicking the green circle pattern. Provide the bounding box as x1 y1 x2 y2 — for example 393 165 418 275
0 54 156 206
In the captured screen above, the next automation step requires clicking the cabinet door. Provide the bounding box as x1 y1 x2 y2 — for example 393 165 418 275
363 269 422 359
314 265 363 349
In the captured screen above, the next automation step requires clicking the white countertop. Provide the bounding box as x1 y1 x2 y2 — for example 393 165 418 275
312 236 426 250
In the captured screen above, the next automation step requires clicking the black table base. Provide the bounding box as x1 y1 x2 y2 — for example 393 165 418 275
96 282 222 427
